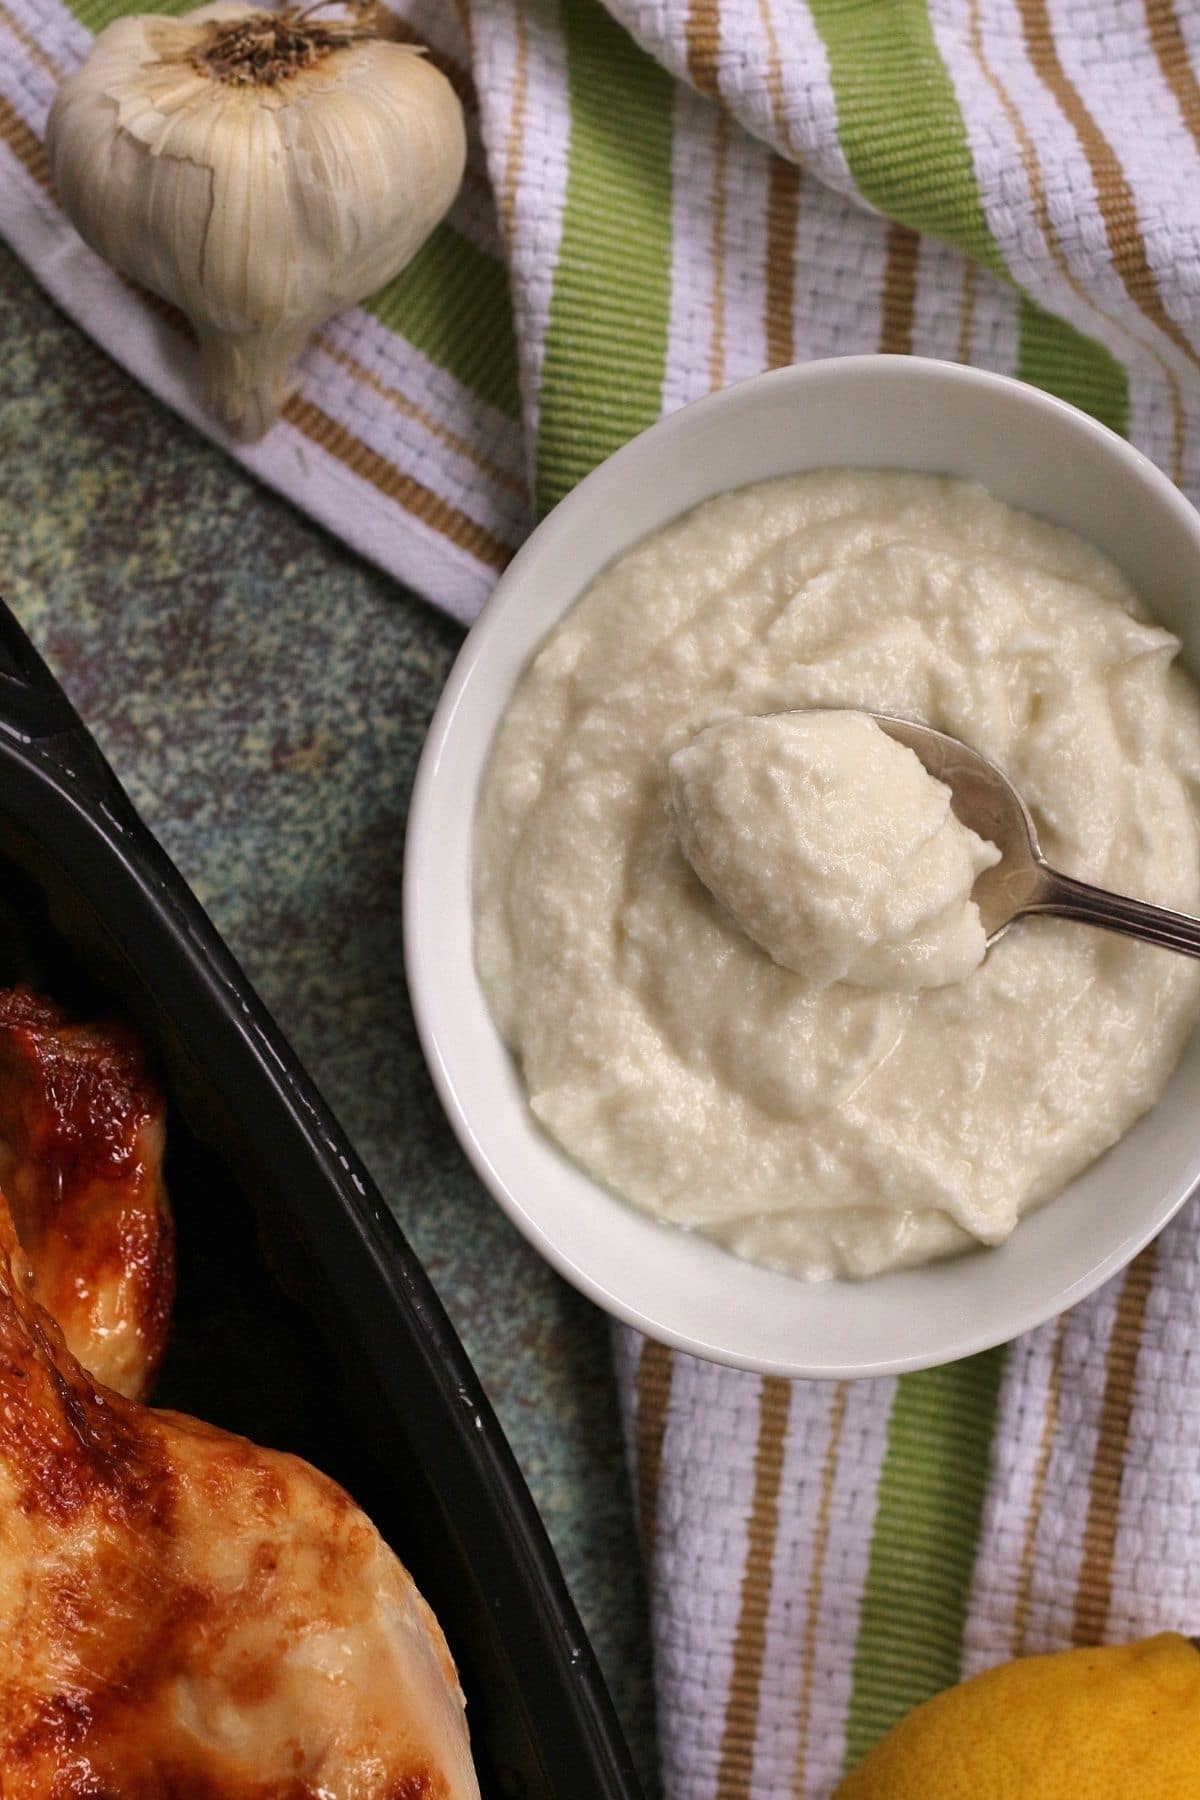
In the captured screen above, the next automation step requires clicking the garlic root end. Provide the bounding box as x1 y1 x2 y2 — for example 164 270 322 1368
197 324 313 442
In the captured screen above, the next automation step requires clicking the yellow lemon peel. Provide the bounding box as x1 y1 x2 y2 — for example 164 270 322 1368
835 1632 1200 1799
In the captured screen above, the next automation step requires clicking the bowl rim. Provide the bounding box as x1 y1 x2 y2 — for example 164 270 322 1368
404 353 1200 1379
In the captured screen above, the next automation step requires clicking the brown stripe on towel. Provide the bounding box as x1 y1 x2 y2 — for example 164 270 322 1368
716 1375 793 1798
686 0 723 97
1143 0 1200 162
879 222 919 356
635 1338 676 1556
764 157 801 369
1011 1311 1069 1654
1072 1243 1157 1645
792 1382 849 1795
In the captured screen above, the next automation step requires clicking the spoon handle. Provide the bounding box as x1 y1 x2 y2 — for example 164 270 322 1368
1029 867 1200 958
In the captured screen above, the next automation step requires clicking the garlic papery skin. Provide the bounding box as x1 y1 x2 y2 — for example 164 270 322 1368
46 3 466 440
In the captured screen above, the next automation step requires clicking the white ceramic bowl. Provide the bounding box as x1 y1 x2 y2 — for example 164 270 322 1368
404 355 1200 1378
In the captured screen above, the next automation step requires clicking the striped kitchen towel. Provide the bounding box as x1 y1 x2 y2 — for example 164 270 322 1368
6 1 1200 1795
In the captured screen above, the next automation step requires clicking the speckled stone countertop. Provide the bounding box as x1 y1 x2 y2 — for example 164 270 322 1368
0 242 657 1789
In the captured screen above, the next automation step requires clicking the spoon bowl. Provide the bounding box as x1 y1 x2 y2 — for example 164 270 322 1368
870 712 1200 956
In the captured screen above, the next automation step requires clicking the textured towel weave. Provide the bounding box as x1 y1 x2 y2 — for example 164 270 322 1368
6 3 1200 1795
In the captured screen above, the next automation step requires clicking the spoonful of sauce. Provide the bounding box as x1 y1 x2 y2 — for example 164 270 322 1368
668 708 1200 979
669 710 1000 990
870 712 1200 956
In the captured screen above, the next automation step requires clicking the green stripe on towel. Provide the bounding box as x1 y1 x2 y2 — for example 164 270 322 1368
66 0 194 28
536 0 675 512
842 1349 1007 1774
367 224 520 421
1016 297 1129 438
807 0 1006 278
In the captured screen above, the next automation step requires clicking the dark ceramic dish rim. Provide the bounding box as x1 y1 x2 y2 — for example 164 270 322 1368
0 598 643 1799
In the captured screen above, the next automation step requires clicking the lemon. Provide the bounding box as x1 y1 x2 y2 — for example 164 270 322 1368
835 1633 1200 1798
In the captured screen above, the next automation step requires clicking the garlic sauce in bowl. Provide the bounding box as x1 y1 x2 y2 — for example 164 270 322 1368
405 358 1200 1376
473 470 1200 1283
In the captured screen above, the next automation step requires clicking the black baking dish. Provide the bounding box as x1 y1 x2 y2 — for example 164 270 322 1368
0 597 644 1800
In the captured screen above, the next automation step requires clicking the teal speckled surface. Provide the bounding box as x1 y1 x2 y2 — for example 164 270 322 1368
0 241 657 1790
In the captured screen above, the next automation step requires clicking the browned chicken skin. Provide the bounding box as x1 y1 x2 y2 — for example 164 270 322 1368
0 985 173 1398
0 1196 481 1796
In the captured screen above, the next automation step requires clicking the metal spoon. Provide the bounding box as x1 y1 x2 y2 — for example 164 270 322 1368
869 712 1200 956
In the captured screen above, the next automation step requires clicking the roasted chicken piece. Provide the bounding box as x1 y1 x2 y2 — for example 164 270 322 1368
0 985 172 1398
0 1195 481 1796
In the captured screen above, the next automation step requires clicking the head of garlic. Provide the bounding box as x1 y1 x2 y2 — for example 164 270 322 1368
46 2 466 440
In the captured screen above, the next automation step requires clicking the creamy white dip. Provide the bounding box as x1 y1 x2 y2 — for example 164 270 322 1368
668 711 1000 991
474 472 1200 1280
